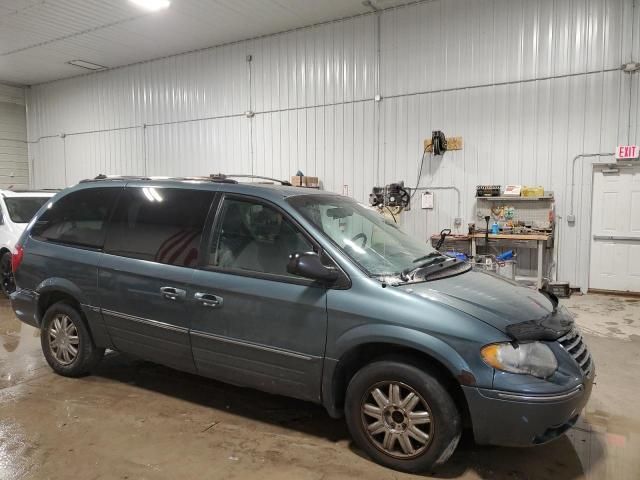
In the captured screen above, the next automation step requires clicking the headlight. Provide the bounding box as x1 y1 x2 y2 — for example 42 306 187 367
481 342 558 379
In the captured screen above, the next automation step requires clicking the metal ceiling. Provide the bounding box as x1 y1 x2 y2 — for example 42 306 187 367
0 0 407 86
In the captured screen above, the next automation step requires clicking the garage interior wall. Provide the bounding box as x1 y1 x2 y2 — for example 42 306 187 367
0 84 29 190
25 0 640 291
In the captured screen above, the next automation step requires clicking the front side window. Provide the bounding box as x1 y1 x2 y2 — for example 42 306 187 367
209 197 313 277
31 188 119 248
5 197 51 223
104 187 214 267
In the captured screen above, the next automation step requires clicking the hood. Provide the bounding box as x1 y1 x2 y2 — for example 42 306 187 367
398 270 573 341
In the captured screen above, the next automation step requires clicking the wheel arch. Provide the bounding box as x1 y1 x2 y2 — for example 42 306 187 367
36 278 89 324
323 329 475 428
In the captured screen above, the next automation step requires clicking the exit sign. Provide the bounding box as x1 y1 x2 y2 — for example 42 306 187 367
616 145 639 160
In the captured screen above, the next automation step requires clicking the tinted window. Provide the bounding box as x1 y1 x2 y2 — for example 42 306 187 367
104 187 214 267
209 197 313 276
5 197 50 223
31 188 119 248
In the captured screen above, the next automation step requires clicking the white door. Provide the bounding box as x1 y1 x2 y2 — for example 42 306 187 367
589 166 640 292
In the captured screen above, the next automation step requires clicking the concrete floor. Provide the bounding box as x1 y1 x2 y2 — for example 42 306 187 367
1 294 639 480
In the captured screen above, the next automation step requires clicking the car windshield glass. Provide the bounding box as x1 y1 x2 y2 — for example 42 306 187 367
4 197 50 223
288 195 469 281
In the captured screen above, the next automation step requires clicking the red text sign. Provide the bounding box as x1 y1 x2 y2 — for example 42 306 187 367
616 145 639 159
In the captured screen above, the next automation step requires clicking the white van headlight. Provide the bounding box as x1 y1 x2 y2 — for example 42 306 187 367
481 342 558 379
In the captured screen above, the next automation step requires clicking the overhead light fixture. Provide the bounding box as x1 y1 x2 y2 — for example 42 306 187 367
67 60 107 71
130 0 170 11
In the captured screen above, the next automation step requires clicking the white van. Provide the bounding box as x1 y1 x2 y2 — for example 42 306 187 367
0 190 55 296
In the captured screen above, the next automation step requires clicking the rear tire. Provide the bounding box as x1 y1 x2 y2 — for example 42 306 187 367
345 359 461 473
40 301 104 376
0 251 15 297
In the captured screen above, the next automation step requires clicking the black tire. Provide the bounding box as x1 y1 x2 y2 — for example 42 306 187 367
40 301 104 377
345 359 461 473
0 251 15 297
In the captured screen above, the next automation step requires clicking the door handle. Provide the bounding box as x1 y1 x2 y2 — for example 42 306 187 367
160 286 186 301
194 292 223 308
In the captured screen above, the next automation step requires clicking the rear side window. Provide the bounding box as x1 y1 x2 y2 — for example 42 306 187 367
4 197 50 223
104 187 214 267
31 188 119 248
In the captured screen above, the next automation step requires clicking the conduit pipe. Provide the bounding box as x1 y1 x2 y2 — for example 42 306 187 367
411 186 462 223
568 152 614 223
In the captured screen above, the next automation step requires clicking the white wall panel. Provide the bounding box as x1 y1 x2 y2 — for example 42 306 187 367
250 14 376 112
30 136 65 189
0 85 29 189
252 101 376 200
145 116 251 177
25 0 638 291
381 0 630 97
63 128 145 185
27 42 250 136
0 101 29 189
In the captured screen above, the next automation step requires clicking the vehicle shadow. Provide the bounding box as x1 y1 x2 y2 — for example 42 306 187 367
93 351 604 479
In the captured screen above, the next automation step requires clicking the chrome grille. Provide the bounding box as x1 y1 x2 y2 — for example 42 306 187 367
557 328 592 376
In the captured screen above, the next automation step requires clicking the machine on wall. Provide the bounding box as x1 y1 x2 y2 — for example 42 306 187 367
369 181 411 220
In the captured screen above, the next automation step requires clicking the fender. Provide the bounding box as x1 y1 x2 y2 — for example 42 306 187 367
34 277 113 348
329 323 472 375
36 277 90 306
322 323 483 418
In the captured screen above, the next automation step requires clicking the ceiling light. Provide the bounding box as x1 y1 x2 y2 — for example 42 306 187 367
130 0 170 11
67 60 107 71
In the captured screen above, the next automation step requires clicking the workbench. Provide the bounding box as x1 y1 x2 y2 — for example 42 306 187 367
430 233 553 289
470 233 552 289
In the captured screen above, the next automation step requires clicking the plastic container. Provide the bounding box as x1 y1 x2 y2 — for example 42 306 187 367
522 186 544 197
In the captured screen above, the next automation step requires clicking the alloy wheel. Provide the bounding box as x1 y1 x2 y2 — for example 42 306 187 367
360 381 434 459
48 314 80 365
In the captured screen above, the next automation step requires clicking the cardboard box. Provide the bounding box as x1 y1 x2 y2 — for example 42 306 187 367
290 175 319 188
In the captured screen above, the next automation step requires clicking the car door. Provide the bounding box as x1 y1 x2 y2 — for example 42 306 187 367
99 184 216 373
188 193 328 402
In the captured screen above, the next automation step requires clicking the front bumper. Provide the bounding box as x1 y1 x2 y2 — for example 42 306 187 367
10 288 39 328
463 369 594 446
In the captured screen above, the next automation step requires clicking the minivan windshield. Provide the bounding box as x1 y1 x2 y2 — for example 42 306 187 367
288 195 470 282
4 197 50 223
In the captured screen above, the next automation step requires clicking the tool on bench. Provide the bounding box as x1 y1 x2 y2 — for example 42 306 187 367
435 228 451 251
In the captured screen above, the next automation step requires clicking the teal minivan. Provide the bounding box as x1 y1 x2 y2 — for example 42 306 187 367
11 175 593 473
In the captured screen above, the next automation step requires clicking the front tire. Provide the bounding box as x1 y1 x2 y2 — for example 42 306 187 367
0 251 15 297
40 302 104 376
345 359 461 473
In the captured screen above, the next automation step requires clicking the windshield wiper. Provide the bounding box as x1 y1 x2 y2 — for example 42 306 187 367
401 256 460 282
411 252 443 263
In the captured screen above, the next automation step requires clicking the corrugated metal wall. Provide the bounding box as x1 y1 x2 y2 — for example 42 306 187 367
0 84 29 189
25 0 639 291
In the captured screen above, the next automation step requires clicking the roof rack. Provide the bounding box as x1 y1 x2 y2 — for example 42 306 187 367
80 174 152 183
216 174 292 186
80 173 292 186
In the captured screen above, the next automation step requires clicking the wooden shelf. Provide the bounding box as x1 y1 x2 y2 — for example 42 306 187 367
476 195 554 201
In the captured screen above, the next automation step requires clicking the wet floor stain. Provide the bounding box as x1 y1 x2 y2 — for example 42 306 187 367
564 294 640 341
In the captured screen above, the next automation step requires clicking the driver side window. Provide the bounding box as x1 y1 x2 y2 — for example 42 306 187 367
209 197 314 277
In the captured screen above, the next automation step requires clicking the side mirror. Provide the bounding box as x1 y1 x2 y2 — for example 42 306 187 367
287 252 339 283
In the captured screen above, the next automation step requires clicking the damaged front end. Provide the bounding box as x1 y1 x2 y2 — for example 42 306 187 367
505 292 574 342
